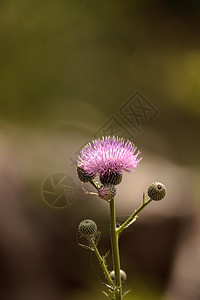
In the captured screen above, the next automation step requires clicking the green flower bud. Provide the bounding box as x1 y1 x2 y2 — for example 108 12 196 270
78 219 97 236
109 270 127 282
99 171 122 185
98 184 116 201
148 182 167 201
77 166 95 183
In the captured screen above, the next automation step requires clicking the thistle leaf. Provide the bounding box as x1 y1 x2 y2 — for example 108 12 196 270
95 232 101 246
122 289 131 298
103 250 110 260
102 291 114 299
78 243 94 251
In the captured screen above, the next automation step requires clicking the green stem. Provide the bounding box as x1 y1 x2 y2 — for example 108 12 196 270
88 236 114 288
110 198 122 300
116 199 152 234
89 179 100 190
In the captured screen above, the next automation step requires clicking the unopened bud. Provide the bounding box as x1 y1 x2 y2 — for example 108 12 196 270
98 184 116 200
148 182 166 201
78 219 97 236
77 166 95 183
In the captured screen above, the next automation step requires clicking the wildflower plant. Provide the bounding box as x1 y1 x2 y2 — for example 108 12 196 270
77 136 167 299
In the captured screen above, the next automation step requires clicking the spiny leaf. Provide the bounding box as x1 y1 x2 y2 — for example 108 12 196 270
122 289 131 298
103 250 110 260
78 243 94 251
102 291 114 299
95 232 101 246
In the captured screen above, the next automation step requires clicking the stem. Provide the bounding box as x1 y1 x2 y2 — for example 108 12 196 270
89 179 100 190
116 198 152 234
110 198 122 300
88 236 114 288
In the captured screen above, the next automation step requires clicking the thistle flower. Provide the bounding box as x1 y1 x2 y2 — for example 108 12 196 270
77 136 142 185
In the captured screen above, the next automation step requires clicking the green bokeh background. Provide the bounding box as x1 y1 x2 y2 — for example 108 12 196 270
1 0 200 163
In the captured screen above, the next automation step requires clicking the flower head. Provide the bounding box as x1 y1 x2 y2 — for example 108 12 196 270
77 136 142 184
147 182 167 201
98 184 117 201
78 219 97 236
76 166 95 182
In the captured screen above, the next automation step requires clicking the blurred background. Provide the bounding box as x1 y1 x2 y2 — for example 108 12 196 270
0 0 200 299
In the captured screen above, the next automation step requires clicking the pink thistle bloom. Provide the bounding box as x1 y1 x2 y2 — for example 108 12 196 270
77 136 142 184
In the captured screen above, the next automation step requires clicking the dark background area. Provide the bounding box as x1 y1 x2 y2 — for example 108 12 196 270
0 1 200 299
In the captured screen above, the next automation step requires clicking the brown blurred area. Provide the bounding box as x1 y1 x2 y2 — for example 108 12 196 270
0 1 200 299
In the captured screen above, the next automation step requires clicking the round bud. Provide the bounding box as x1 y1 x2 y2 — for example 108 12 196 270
98 184 116 201
109 270 127 282
99 171 122 185
78 219 97 236
77 166 95 183
147 182 167 201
